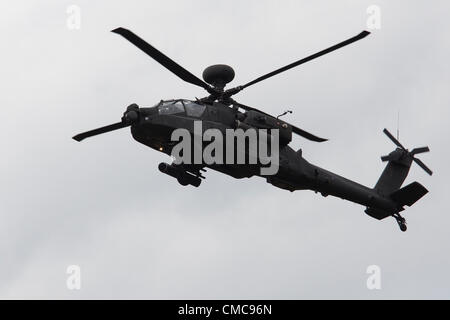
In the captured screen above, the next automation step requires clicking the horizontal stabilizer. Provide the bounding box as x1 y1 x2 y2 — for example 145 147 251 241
390 181 428 207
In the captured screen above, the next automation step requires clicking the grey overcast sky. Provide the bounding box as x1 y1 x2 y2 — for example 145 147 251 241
1 0 449 299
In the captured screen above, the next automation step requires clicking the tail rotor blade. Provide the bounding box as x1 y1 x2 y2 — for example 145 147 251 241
112 27 211 91
73 122 129 142
413 157 433 176
411 146 430 155
383 128 405 149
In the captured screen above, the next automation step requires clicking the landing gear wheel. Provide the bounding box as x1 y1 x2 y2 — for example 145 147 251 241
393 213 407 232
399 222 407 232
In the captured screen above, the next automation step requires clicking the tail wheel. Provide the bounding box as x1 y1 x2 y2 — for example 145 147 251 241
399 223 407 232
393 213 407 232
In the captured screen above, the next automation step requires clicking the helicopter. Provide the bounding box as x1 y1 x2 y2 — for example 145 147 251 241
73 27 432 232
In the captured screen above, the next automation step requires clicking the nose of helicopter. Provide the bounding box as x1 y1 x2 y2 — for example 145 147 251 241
122 104 159 125
138 105 159 123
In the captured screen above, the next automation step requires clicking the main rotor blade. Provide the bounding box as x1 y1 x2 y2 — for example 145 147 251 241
236 102 327 142
73 122 129 142
411 146 430 155
234 101 274 118
383 128 405 150
240 30 370 90
413 157 433 176
291 125 328 142
112 27 211 91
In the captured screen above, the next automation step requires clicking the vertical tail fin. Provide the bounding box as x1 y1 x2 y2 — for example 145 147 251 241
375 151 412 195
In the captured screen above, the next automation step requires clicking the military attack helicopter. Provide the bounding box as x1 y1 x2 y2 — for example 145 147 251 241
73 27 432 231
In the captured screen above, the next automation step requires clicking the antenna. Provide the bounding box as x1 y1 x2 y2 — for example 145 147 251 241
277 110 293 119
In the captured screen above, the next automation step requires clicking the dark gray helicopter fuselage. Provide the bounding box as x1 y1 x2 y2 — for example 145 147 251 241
73 28 431 231
130 100 400 218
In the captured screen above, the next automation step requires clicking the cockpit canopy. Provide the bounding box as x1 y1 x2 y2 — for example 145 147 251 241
157 99 206 117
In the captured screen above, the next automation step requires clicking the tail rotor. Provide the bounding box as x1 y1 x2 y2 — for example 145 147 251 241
382 128 433 176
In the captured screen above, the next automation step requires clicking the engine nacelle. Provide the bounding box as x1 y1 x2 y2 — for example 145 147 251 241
242 110 292 145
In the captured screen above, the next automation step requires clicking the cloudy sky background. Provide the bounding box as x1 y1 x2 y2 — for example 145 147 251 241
1 0 449 299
